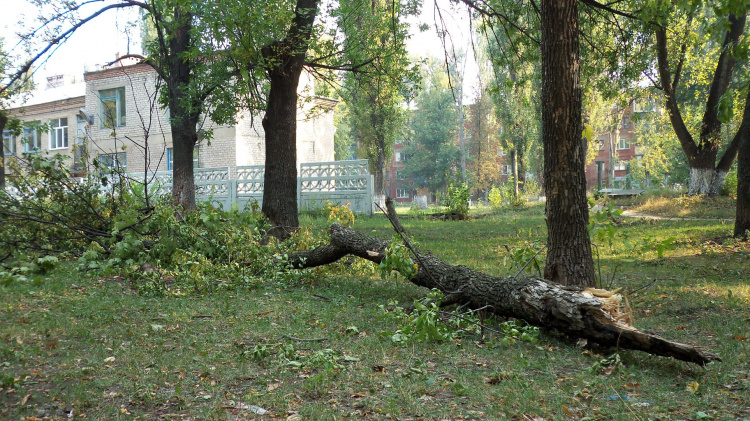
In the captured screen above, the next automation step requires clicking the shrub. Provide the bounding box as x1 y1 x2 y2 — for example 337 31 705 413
442 183 470 216
720 168 737 198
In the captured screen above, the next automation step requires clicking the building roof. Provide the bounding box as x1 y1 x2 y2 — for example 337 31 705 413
19 81 86 108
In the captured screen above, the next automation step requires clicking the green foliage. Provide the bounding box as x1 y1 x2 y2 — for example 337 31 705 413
588 201 624 249
0 155 299 294
402 59 461 193
442 183 470 216
503 241 545 277
378 290 480 344
379 236 417 280
496 320 540 347
488 182 523 209
622 236 676 260
324 201 355 228
720 167 738 198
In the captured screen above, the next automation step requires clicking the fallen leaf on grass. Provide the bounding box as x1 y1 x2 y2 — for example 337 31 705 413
103 356 115 363
21 394 31 405
686 382 700 394
268 383 280 392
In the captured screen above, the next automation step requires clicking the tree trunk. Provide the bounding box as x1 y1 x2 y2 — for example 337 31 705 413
261 0 319 240
170 120 198 210
373 138 387 196
167 7 199 211
510 149 518 197
540 0 595 286
288 223 720 365
735 91 750 237
0 112 7 190
737 136 750 238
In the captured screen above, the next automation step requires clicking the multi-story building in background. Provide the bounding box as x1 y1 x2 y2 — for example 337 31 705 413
4 61 335 181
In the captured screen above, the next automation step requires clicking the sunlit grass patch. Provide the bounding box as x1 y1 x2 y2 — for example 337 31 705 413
614 192 736 220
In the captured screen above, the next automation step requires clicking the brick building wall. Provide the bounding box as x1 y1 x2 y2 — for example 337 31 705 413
8 63 335 181
5 85 85 178
584 104 641 190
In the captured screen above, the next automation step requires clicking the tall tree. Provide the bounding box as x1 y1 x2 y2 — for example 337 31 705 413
648 2 749 195
466 88 502 195
339 0 417 205
461 0 597 285
402 60 460 195
540 0 595 285
257 0 320 240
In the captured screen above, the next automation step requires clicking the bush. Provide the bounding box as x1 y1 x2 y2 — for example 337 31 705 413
720 168 738 198
442 183 470 217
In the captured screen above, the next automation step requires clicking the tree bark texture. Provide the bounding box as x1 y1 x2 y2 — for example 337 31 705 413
540 0 595 286
0 112 7 190
288 224 720 365
655 13 747 195
735 92 750 237
261 0 320 240
167 7 199 211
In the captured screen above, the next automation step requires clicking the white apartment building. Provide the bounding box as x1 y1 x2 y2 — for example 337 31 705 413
3 63 336 179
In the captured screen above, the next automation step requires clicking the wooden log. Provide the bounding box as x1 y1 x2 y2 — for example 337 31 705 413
289 223 720 365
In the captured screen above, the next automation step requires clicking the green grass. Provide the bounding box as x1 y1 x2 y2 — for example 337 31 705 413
612 190 737 220
2 203 750 420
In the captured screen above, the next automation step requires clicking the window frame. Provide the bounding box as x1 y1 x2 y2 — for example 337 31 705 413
396 188 410 199
167 146 200 171
23 122 42 153
49 118 69 150
99 87 127 128
3 130 17 156
617 137 631 150
98 152 127 170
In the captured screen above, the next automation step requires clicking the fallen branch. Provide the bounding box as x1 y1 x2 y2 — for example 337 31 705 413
288 223 720 365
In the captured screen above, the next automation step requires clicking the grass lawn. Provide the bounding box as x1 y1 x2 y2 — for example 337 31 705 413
611 190 737 220
2 202 749 420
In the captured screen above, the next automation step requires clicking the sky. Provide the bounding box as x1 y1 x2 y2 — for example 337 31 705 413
1 0 480 101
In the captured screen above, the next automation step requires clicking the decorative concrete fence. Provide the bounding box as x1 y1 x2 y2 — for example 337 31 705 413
132 159 374 214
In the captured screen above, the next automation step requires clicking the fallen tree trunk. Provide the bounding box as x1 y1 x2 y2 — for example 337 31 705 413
289 223 720 365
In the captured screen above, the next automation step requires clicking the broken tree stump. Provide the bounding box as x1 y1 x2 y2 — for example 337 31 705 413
289 223 720 365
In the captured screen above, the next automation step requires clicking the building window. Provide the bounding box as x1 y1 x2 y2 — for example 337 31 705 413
396 188 409 199
3 130 16 156
23 123 42 152
167 146 200 170
614 161 628 171
395 152 403 162
501 165 512 175
396 170 406 180
620 114 631 129
617 138 630 150
98 152 127 170
49 118 68 149
99 87 126 128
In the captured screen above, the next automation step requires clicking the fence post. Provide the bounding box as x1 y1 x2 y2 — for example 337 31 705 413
368 174 375 215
